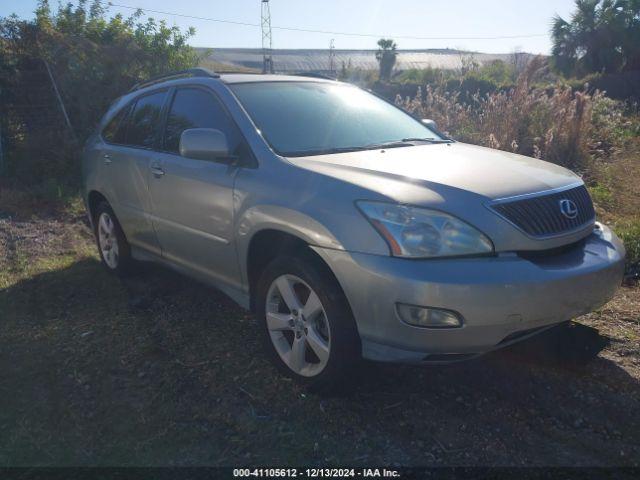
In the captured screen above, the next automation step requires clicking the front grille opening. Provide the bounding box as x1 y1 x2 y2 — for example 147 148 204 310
517 238 586 261
492 185 595 237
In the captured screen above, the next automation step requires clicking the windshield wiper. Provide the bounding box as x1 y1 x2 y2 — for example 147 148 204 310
363 138 453 150
285 145 370 156
362 140 415 150
284 138 453 157
401 137 453 144
288 143 411 156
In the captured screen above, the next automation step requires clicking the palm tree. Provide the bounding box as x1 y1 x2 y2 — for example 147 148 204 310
375 38 397 81
620 0 640 70
550 0 638 76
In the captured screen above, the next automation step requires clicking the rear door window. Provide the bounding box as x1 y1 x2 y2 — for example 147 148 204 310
126 91 167 149
102 104 131 144
163 87 241 154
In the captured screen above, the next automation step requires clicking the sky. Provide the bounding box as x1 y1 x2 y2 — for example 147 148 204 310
2 0 578 54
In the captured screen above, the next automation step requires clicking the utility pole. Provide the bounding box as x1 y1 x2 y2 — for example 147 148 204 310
329 39 336 77
261 0 274 73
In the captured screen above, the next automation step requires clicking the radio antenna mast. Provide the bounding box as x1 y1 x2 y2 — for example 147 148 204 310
261 0 274 73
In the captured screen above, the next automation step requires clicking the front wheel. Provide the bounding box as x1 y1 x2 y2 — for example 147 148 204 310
255 252 361 392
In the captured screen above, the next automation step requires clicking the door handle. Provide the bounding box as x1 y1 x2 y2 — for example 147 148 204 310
103 153 112 164
150 165 165 177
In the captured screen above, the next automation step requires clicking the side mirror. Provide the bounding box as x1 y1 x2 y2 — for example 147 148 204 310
421 118 438 130
179 128 231 162
421 118 451 140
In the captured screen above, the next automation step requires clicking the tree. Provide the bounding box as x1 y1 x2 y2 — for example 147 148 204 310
375 38 397 81
0 0 198 183
551 0 640 76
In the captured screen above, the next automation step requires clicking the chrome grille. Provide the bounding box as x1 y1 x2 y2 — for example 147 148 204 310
491 185 595 237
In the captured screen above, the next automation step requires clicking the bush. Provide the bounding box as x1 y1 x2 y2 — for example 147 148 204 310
338 63 377 86
396 66 457 85
395 61 517 101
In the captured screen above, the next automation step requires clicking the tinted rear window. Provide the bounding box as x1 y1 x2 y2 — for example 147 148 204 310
126 91 167 148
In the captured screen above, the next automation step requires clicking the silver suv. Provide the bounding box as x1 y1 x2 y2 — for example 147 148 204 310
83 69 625 390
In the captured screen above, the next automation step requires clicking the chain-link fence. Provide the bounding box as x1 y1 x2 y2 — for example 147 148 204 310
1 55 78 184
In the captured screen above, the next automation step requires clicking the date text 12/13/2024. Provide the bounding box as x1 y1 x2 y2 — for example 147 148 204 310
233 468 401 478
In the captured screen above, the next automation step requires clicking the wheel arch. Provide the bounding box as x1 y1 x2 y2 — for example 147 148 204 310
237 205 345 304
87 190 110 225
86 191 130 246
244 226 349 316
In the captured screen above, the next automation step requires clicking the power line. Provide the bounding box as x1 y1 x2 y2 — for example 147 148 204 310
107 2 547 41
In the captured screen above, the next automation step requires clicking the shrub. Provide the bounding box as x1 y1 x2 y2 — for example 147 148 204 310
397 67 457 85
473 60 516 85
338 63 377 86
395 61 517 101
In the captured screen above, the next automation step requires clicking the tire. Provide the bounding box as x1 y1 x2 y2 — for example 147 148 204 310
93 201 134 276
255 250 362 393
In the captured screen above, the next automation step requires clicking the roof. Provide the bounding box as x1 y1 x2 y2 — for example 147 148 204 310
125 71 334 100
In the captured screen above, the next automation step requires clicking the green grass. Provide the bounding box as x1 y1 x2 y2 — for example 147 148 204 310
588 183 615 210
614 219 640 267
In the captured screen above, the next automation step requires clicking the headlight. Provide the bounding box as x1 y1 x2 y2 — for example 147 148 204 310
357 201 493 258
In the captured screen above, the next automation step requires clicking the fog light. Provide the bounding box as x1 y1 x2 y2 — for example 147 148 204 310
396 303 463 328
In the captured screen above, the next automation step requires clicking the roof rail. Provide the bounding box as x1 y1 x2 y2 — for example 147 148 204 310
292 72 337 80
129 68 220 92
215 70 263 75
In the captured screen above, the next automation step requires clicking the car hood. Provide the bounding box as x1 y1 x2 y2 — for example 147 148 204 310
286 142 582 201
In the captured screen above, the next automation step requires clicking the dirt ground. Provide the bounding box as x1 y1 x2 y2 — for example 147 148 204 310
1 192 639 468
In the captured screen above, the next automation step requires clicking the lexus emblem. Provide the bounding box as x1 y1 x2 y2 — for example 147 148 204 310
559 199 578 219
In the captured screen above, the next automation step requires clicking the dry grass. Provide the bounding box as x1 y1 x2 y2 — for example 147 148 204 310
587 140 640 268
397 58 638 174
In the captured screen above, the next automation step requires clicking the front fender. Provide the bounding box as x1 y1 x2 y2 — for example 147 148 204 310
235 204 345 288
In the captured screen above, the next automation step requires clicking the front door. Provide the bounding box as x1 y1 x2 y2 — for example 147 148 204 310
148 86 247 291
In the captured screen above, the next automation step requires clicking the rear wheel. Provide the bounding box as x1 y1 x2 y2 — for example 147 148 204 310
93 201 134 276
256 252 361 392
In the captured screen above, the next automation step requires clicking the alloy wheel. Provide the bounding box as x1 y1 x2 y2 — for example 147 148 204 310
265 274 331 377
97 212 119 269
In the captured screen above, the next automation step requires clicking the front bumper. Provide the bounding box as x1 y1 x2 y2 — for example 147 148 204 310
313 224 625 362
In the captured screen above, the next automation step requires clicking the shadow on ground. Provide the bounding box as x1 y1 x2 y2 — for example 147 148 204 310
1 259 639 467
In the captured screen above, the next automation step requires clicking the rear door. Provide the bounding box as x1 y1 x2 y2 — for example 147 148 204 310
100 91 168 255
148 86 247 290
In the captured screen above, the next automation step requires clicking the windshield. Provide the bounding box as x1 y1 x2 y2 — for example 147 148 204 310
230 81 444 157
